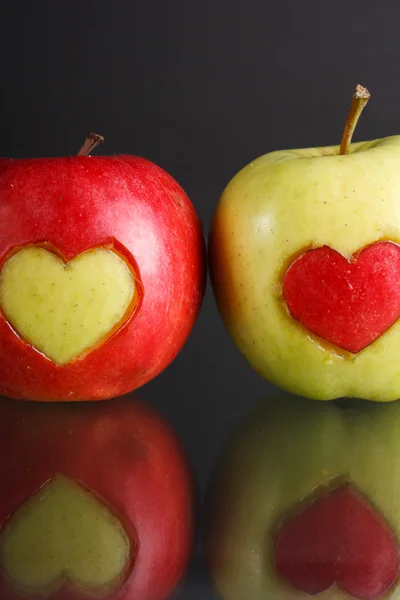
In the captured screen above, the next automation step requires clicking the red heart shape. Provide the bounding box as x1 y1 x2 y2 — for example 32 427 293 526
274 484 400 599
283 241 400 353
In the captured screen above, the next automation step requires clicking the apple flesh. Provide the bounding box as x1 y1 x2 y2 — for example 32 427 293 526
206 394 400 600
0 396 194 600
209 136 400 401
0 150 206 401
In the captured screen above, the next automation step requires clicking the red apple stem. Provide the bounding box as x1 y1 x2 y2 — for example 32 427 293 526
339 85 370 155
77 133 105 156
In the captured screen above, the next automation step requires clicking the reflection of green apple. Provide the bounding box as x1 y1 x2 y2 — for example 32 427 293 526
206 394 400 600
209 85 400 401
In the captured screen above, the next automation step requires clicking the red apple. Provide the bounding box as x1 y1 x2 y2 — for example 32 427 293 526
0 395 194 600
0 134 206 401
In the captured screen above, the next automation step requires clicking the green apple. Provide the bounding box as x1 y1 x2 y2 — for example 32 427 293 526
206 394 400 600
209 85 400 401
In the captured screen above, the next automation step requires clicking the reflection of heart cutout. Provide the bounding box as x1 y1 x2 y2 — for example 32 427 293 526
283 241 400 353
0 475 132 596
0 245 137 364
274 484 400 599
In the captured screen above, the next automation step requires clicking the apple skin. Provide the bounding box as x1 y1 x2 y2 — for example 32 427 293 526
205 393 400 600
0 154 206 401
0 395 194 600
209 137 400 401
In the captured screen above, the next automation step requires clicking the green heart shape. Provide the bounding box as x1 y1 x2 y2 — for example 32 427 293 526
0 246 136 365
0 474 132 596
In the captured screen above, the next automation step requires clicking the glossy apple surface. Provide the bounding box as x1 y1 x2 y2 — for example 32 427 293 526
209 136 400 401
0 150 206 401
0 395 194 600
206 394 400 600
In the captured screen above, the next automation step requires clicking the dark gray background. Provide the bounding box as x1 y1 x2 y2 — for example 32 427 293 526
1 1 400 598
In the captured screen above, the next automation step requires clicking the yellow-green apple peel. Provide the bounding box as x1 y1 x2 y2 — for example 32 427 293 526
0 246 136 364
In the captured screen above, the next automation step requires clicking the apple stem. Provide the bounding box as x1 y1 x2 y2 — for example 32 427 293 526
339 85 370 155
77 133 105 156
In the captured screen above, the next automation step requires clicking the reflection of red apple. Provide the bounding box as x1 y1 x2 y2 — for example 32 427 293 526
0 395 194 600
0 134 206 401
206 394 400 600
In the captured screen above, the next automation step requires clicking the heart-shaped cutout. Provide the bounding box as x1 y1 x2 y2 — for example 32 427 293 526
283 241 400 353
0 245 137 364
0 474 132 596
274 483 400 599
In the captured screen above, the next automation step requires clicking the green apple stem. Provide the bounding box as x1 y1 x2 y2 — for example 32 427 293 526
339 85 370 155
77 133 105 156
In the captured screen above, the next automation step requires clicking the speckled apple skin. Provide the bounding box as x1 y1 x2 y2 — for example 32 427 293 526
209 137 400 401
206 394 400 600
